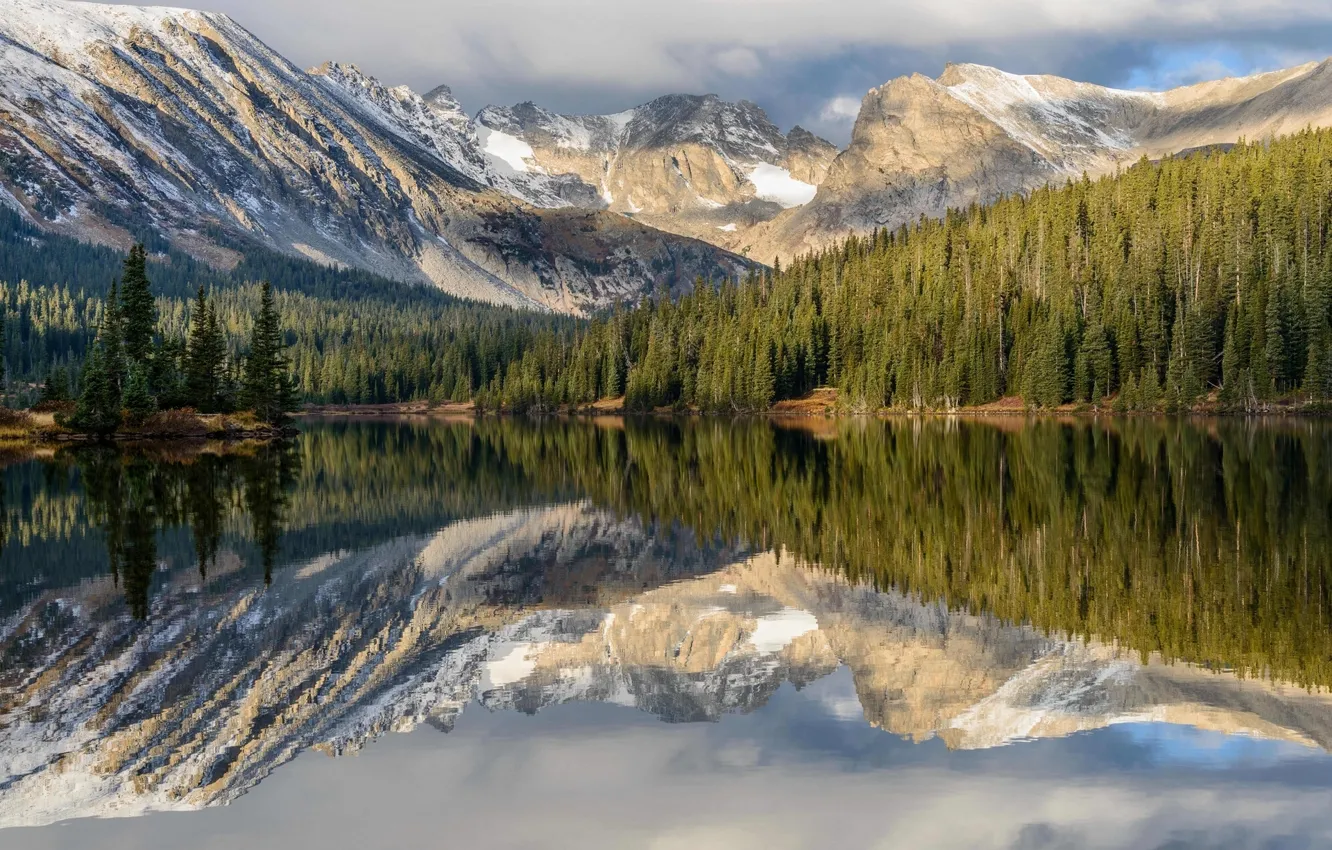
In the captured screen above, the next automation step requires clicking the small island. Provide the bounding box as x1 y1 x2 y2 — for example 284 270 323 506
0 245 297 445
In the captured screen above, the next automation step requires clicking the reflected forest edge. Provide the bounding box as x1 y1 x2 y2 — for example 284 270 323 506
5 417 1329 694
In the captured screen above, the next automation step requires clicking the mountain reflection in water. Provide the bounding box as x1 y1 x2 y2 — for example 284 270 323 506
1 416 1331 842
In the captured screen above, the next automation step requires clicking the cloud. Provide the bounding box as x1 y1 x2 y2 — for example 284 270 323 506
818 95 863 124
713 46 764 77
137 0 1332 144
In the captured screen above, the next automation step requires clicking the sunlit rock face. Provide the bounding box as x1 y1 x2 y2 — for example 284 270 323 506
475 95 837 257
4 503 1331 832
0 0 750 313
744 60 1332 262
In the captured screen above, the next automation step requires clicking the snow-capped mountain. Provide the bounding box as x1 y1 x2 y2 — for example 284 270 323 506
3 511 1330 830
475 95 838 256
0 0 749 313
746 60 1332 262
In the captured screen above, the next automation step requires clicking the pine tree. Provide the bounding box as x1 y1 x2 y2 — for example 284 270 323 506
1304 264 1332 401
68 345 121 436
1264 282 1287 395
751 336 775 410
102 280 125 398
119 244 157 366
123 363 156 426
1221 308 1241 406
241 282 296 425
185 287 227 412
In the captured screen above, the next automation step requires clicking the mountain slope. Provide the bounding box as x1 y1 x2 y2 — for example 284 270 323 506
476 95 838 254
0 0 749 313
746 59 1332 262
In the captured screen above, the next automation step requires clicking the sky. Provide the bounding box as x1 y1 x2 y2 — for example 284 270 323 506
123 0 1332 144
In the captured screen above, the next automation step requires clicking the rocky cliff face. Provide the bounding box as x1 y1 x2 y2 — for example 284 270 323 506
745 60 1332 262
0 0 749 313
3 511 1330 830
476 95 838 255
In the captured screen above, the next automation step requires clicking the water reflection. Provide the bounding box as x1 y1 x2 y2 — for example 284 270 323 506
0 443 299 618
0 416 1330 834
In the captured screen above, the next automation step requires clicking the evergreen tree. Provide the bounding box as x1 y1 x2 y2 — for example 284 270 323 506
241 282 296 425
119 244 157 365
40 368 70 403
123 363 156 426
1221 308 1241 406
184 287 227 412
102 280 125 398
68 345 121 436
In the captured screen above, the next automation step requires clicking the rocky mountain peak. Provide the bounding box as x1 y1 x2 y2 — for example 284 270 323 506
474 92 838 251
740 56 1332 265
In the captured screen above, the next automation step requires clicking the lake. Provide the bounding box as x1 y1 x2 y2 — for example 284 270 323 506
2 416 1331 849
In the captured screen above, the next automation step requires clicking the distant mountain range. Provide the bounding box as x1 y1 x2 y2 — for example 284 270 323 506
4 0 1332 312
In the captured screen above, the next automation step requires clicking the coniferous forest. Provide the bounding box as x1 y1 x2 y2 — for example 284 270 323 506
4 128 1332 412
493 128 1332 412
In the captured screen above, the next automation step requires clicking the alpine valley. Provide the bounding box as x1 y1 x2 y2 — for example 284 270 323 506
5 0 1332 313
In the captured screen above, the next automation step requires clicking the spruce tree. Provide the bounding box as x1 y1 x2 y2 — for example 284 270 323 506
1221 309 1241 406
40 367 70 403
241 282 296 425
69 345 121 436
1305 266 1332 401
119 244 157 366
185 287 227 412
102 280 125 397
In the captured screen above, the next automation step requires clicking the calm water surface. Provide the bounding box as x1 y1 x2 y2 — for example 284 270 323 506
2 417 1332 849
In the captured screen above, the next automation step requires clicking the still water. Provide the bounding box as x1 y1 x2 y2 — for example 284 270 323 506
2 416 1331 849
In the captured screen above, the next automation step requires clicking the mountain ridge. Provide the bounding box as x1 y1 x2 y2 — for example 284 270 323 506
742 57 1332 261
0 0 751 314
473 92 838 253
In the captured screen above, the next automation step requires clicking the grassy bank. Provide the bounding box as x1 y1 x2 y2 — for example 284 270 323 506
0 405 296 444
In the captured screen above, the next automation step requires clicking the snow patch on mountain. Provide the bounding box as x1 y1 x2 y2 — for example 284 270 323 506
478 126 541 175
749 164 817 207
947 646 1154 749
482 641 546 689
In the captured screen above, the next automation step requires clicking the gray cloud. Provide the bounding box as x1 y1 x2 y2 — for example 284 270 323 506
97 0 1332 142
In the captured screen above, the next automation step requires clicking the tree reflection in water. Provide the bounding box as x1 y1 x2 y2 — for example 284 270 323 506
71 442 300 618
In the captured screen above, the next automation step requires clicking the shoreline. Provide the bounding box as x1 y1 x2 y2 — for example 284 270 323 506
0 408 298 448
294 394 1332 420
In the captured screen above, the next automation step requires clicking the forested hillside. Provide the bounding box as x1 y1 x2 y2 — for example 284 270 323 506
0 206 576 405
6 126 1332 411
485 127 1332 411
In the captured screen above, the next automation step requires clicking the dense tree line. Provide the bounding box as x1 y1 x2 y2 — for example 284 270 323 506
0 204 576 407
482 128 1332 411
